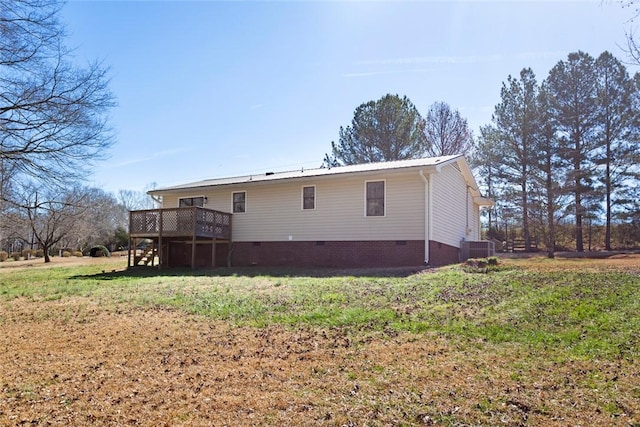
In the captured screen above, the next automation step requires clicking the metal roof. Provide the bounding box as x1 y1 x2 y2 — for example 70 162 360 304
149 154 465 194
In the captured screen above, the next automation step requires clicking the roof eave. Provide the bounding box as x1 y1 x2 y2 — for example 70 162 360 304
474 196 495 207
147 157 456 195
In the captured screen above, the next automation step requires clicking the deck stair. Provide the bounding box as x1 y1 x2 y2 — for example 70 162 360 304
134 242 156 266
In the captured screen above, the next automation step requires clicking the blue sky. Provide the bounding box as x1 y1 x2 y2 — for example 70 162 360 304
61 0 635 193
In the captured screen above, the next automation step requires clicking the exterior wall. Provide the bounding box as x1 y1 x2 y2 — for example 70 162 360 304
154 158 482 268
162 170 425 242
430 163 474 248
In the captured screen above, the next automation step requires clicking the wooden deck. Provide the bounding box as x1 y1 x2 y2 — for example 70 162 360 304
129 207 231 240
128 207 232 268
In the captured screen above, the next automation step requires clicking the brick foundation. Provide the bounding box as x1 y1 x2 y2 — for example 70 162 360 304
161 239 460 268
428 240 460 266
163 242 230 268
230 240 423 268
227 240 460 268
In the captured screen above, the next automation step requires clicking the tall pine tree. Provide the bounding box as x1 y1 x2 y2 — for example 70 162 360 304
546 51 599 252
324 94 426 166
530 83 566 258
594 51 638 250
492 68 539 251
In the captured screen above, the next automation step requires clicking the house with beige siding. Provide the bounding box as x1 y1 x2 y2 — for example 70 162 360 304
128 154 493 268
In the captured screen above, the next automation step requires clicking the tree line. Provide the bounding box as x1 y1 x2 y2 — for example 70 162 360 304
0 0 155 261
324 95 474 166
324 51 640 256
473 51 640 257
1 184 155 262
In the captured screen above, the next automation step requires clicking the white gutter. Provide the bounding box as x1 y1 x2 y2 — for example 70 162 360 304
419 170 431 265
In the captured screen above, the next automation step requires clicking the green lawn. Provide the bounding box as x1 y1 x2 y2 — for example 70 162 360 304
2 257 638 361
1 256 639 425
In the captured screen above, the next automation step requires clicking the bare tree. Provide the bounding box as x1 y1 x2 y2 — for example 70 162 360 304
0 159 17 249
614 0 640 63
118 187 157 211
67 187 128 252
424 101 474 157
0 0 115 182
17 184 89 262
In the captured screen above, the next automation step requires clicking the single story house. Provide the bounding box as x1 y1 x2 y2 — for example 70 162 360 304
128 154 493 268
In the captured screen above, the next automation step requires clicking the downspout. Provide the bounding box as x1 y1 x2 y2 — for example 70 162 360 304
150 194 162 208
419 170 430 265
466 185 470 238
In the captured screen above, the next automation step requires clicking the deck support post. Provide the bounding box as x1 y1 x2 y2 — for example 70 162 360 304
191 238 196 269
191 208 196 269
127 235 132 268
211 238 216 268
157 210 163 268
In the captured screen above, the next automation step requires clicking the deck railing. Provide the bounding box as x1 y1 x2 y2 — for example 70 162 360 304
129 207 231 240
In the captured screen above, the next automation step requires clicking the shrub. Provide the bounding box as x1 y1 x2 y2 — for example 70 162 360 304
74 251 83 257
10 252 21 261
62 251 71 257
462 257 503 274
0 251 7 262
33 249 44 258
89 245 110 257
21 249 31 259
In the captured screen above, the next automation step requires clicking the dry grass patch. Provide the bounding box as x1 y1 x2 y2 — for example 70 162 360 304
501 253 640 274
1 298 638 426
0 255 639 425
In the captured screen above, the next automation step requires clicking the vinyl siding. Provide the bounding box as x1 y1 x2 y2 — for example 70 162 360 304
430 163 471 248
160 171 425 242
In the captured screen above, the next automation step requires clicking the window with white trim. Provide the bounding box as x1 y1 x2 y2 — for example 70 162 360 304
302 185 315 210
179 196 205 207
232 191 246 213
365 180 385 217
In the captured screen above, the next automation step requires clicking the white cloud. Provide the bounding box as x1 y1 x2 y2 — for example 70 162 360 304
110 147 195 168
343 67 434 78
515 51 569 61
353 54 504 66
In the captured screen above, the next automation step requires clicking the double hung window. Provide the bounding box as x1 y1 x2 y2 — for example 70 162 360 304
232 191 246 213
365 181 385 217
302 186 315 210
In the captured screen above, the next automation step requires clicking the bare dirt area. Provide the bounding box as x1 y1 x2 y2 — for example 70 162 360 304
0 255 128 272
1 298 638 426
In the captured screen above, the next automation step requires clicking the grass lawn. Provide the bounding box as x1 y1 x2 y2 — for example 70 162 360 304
0 255 638 426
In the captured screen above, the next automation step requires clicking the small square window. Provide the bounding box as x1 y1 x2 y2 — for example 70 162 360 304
302 186 315 210
232 191 246 213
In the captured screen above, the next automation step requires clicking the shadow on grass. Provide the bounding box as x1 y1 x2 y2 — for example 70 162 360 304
71 265 432 281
